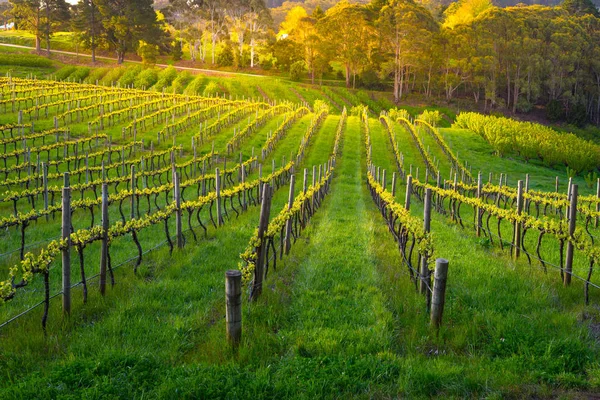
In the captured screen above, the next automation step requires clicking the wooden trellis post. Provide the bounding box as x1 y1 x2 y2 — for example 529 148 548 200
99 183 109 296
514 180 524 259
61 173 71 315
251 184 272 301
430 258 449 329
565 184 578 286
285 175 295 255
226 270 242 346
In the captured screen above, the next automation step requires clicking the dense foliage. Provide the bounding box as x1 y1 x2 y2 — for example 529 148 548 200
455 112 600 173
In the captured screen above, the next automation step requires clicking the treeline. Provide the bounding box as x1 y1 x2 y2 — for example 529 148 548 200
274 0 600 125
5 0 600 125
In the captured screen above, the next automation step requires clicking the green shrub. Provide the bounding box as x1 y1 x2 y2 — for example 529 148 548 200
84 67 109 84
100 67 125 86
153 66 178 92
137 41 159 66
417 110 443 126
290 61 305 81
216 43 234 67
69 67 90 83
54 66 77 80
202 81 220 97
0 53 52 68
118 66 143 88
184 75 206 95
171 71 193 94
134 68 158 89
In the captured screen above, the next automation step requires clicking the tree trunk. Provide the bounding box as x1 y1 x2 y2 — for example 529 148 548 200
90 0 96 63
250 39 255 68
35 35 41 52
345 64 350 88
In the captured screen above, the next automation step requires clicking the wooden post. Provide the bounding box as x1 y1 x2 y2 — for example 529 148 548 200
382 170 387 191
430 258 449 329
476 172 482 237
99 183 109 296
225 270 242 346
216 168 222 226
130 166 136 219
555 176 559 193
303 168 308 194
405 175 412 211
251 183 272 300
564 184 578 286
420 188 432 301
525 173 530 212
43 162 49 221
241 164 246 211
392 172 397 197
285 175 295 255
514 180 524 259
61 173 71 315
174 170 183 248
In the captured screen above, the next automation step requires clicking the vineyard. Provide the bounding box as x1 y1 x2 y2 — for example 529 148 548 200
1 76 600 398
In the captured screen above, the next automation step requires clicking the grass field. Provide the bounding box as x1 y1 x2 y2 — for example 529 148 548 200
0 71 599 399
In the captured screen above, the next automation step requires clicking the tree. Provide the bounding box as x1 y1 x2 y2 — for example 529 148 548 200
562 0 599 17
72 0 102 62
9 0 69 53
318 1 373 88
377 0 438 102
95 0 165 64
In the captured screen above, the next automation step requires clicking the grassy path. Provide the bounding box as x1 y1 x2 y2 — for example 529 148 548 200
281 115 392 357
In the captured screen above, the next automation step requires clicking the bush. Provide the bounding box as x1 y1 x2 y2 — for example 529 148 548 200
0 53 53 68
202 81 220 97
567 102 587 128
171 71 193 94
290 61 305 81
455 112 600 173
216 43 234 67
100 67 125 86
118 65 143 88
137 41 159 66
546 99 564 122
183 75 205 95
69 67 90 83
172 41 183 62
516 97 533 113
54 66 77 81
84 67 109 84
359 67 381 90
417 110 443 127
153 66 178 92
134 68 158 89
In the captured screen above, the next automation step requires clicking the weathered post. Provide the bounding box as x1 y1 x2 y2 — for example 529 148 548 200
392 172 397 197
61 173 71 315
130 166 136 219
285 175 295 255
216 168 222 226
99 183 109 296
476 172 482 237
225 270 242 346
514 180 524 259
420 189 432 303
174 171 183 248
564 184 578 286
405 175 413 211
43 162 49 221
430 258 449 329
251 184 272 300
